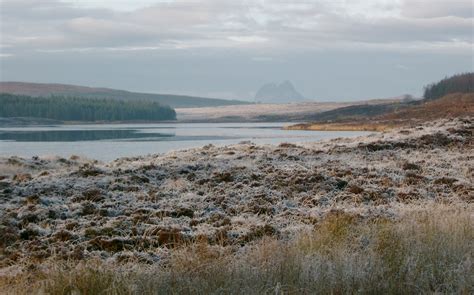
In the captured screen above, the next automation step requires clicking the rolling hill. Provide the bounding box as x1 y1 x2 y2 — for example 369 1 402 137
286 72 474 131
286 93 473 131
0 93 177 122
0 82 252 108
379 92 473 121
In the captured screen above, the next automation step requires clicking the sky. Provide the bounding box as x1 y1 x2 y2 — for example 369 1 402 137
0 0 473 101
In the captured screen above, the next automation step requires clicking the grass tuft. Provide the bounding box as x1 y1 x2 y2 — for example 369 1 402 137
1 205 472 294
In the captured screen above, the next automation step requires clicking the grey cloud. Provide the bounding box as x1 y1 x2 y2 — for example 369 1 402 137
0 0 472 101
325 16 472 43
1 0 112 21
1 0 472 54
401 0 473 18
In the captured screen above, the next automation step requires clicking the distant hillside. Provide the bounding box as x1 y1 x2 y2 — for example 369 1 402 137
295 92 473 126
380 93 473 121
292 73 474 125
287 93 473 131
300 101 414 123
424 73 473 100
0 82 251 108
0 93 176 122
255 81 306 104
287 72 474 131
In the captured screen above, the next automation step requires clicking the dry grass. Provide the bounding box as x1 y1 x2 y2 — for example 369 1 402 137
381 93 474 121
1 205 472 294
286 93 474 132
285 122 393 132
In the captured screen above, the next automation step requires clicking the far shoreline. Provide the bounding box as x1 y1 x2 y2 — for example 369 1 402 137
284 122 395 132
0 117 311 127
0 116 395 132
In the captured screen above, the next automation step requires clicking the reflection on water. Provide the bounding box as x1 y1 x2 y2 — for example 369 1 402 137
0 129 174 142
0 123 372 161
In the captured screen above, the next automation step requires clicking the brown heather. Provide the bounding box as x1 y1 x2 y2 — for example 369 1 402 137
0 117 472 294
1 205 472 294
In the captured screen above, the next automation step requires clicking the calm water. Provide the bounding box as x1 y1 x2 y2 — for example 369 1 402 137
0 123 371 161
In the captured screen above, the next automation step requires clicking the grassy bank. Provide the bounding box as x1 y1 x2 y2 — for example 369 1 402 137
285 92 474 132
284 122 394 132
2 205 472 294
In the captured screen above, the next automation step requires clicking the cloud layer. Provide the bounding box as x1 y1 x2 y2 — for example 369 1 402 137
1 0 472 55
0 0 472 100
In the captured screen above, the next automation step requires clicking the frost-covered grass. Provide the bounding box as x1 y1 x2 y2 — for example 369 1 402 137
1 117 472 293
2 205 472 294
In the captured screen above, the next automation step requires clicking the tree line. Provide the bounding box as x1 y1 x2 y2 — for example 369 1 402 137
0 94 176 121
423 72 473 100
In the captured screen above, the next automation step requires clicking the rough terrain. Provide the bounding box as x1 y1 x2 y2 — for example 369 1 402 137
0 117 472 267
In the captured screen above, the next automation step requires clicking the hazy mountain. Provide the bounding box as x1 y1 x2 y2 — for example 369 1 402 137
0 82 251 109
255 81 306 103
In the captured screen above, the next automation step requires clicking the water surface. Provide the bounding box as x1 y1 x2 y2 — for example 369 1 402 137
0 123 371 161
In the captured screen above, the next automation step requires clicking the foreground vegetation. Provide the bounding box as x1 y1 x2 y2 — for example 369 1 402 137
0 93 176 121
1 117 472 293
1 205 472 294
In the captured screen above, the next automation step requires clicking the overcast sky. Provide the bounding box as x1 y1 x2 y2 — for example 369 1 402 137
0 0 472 101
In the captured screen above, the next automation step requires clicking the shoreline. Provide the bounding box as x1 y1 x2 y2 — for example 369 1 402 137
284 122 395 132
1 117 472 264
0 123 372 161
1 116 472 292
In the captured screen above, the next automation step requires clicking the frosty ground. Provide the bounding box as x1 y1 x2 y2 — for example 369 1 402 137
0 117 472 294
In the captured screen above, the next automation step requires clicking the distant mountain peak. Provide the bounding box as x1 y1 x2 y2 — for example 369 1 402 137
255 80 305 104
